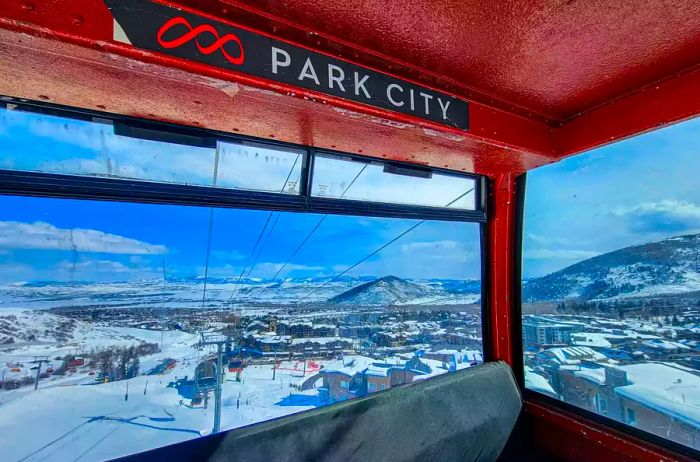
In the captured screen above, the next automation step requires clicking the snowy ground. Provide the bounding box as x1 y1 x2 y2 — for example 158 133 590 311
0 365 321 461
0 323 342 462
0 277 481 311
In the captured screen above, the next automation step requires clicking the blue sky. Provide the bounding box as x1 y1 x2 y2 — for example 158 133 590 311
524 116 700 277
0 109 480 283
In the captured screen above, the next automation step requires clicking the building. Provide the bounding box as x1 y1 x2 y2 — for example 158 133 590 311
546 361 700 450
288 337 354 357
638 339 692 359
422 349 484 370
523 317 582 348
243 333 292 353
533 346 609 369
319 356 375 402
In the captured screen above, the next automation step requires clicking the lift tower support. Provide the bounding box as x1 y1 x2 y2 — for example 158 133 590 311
31 356 50 390
198 333 233 434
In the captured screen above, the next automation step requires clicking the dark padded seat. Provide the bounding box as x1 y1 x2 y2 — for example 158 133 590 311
118 361 522 462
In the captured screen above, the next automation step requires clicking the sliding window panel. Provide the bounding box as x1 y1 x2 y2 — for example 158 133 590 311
0 107 303 194
311 153 477 210
0 194 482 461
521 116 700 453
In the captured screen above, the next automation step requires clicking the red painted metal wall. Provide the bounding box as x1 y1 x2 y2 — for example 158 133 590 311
1 2 700 461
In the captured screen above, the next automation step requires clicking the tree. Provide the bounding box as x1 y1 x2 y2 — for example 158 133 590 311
117 352 129 380
97 350 114 382
127 357 140 379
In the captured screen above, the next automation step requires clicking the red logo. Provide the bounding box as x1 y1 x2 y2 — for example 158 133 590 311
156 16 244 65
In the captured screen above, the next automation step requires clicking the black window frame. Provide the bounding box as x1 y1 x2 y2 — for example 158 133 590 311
0 96 485 222
513 171 700 461
0 94 492 362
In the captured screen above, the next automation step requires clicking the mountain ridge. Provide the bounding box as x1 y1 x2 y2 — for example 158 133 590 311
327 275 434 305
524 233 700 302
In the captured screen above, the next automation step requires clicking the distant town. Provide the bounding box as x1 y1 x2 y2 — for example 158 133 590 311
0 276 483 461
523 295 700 450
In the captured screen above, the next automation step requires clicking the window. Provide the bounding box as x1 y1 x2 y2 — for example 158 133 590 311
522 117 700 452
312 153 477 210
0 102 485 461
597 395 608 415
0 107 304 193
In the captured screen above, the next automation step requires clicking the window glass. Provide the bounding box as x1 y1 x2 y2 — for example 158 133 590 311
0 194 482 461
0 108 303 194
311 153 476 209
522 117 700 451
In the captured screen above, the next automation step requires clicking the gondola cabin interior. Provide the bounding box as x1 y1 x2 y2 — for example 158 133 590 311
0 1 699 461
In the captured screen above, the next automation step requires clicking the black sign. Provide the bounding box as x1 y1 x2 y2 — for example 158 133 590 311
104 0 469 130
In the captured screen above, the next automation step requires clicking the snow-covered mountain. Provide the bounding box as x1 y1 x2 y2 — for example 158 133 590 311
0 309 77 344
523 233 700 302
0 275 480 310
327 275 434 305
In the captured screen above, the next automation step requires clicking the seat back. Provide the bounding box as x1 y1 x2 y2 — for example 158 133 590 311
118 361 521 462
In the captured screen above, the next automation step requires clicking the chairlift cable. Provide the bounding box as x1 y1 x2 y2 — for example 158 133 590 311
229 154 301 301
295 187 474 303
242 171 302 280
256 163 369 297
200 145 221 309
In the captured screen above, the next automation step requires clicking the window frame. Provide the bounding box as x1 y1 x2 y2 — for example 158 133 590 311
513 171 700 460
0 95 492 370
0 97 486 223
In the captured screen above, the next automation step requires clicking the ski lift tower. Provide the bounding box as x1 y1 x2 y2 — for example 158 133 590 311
31 355 50 390
197 332 233 434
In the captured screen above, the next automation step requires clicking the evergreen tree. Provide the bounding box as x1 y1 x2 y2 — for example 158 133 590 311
127 357 140 379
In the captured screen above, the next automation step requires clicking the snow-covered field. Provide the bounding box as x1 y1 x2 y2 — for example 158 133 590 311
0 273 483 461
0 276 481 311
0 316 470 462
0 322 327 462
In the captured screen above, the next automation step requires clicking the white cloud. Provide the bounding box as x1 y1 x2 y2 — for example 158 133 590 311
526 233 575 246
255 262 326 274
25 118 303 194
0 262 37 282
56 259 134 274
401 240 460 253
400 240 474 265
53 259 161 282
613 200 700 220
312 156 476 209
195 262 328 279
332 264 351 273
212 250 246 261
0 221 167 255
525 248 600 260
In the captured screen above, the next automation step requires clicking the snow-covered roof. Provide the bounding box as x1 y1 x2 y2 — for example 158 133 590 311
290 337 353 345
615 363 700 429
541 346 608 365
434 349 460 355
642 339 691 351
322 355 375 376
571 333 613 348
573 367 606 385
251 333 291 344
525 366 557 396
364 365 392 377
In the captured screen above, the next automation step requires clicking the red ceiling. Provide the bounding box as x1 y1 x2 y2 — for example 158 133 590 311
227 0 700 122
0 0 699 175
